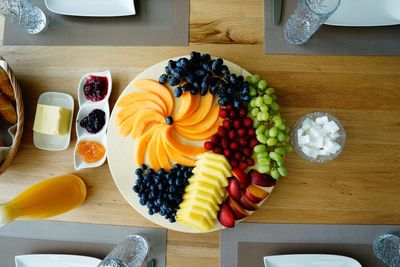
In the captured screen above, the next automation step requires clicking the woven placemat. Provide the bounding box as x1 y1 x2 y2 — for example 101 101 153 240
0 220 167 266
264 0 400 55
4 0 189 46
221 223 399 267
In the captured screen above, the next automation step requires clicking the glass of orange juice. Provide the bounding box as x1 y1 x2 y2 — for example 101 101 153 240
0 174 86 227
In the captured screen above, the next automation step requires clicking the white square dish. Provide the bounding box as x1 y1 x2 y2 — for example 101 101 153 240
15 254 100 267
44 0 136 17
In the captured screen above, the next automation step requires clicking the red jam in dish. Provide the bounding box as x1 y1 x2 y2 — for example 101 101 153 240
83 76 108 102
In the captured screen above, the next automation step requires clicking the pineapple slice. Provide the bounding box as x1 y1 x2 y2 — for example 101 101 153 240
195 160 231 177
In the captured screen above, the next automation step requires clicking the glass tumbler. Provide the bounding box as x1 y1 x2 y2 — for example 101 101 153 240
373 234 400 267
0 0 47 34
97 235 149 267
284 0 340 45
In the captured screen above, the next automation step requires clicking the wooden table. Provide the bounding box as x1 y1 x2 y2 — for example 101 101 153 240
1 1 400 266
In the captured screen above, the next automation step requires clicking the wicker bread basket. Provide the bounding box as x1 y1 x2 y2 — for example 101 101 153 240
0 58 24 174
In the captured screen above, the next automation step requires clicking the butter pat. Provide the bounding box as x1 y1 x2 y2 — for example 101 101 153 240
33 104 72 135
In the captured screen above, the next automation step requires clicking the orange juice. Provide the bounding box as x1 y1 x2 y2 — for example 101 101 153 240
0 174 86 225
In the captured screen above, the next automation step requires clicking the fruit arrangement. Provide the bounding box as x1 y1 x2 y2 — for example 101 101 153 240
113 52 292 232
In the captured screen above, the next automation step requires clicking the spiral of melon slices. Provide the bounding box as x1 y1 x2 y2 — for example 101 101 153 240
116 79 222 170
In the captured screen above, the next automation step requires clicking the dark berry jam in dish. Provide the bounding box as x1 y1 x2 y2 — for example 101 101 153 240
80 109 106 134
83 76 108 102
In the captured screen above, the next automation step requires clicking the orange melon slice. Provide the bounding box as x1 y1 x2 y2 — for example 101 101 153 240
117 105 164 125
131 111 165 138
133 79 174 115
174 117 221 140
174 101 220 135
146 127 161 170
156 128 173 170
174 92 202 122
163 126 206 157
117 92 167 115
162 129 196 166
135 125 159 166
176 93 214 126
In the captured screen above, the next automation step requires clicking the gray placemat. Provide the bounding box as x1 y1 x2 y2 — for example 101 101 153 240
0 220 167 267
264 0 400 55
221 223 400 267
4 0 189 46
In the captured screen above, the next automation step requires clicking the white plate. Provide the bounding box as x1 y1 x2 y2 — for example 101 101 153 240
33 92 74 151
325 0 400 26
44 0 136 17
264 254 362 267
107 56 276 233
15 254 101 267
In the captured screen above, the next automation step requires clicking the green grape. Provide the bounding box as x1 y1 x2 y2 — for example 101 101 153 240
269 127 278 137
258 165 270 174
249 86 257 96
254 144 267 153
277 131 286 142
257 112 268 121
266 87 275 95
263 94 273 105
245 75 253 83
250 74 261 84
264 128 270 138
273 115 282 126
249 98 257 107
253 118 261 128
256 151 269 159
258 79 268 90
270 168 280 179
267 137 278 146
256 134 268 144
284 135 290 142
269 110 278 116
278 123 286 131
274 147 286 155
284 146 294 153
258 158 270 166
270 102 280 111
255 96 263 107
269 151 282 162
259 103 268 112
255 125 266 135
251 107 259 117
278 166 288 177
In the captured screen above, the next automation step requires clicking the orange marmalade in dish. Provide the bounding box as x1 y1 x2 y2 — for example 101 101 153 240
77 141 106 163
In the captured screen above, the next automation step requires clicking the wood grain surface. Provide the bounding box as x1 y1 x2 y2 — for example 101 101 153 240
0 1 400 267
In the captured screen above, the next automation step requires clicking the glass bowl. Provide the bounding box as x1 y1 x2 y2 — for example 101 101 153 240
291 112 346 163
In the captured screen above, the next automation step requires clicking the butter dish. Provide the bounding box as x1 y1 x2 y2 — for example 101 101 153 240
33 92 74 151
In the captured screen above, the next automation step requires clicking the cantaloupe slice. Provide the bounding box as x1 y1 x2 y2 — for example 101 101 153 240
163 126 206 157
131 111 165 138
156 128 173 170
175 101 220 135
174 92 202 122
119 116 136 137
117 92 167 115
117 105 164 125
162 135 196 166
176 93 214 126
133 79 174 115
135 125 159 166
174 117 221 140
147 127 161 170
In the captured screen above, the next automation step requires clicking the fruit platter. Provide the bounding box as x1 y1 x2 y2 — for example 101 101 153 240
107 52 292 233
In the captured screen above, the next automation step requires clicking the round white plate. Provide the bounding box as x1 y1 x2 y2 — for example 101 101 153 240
107 56 267 233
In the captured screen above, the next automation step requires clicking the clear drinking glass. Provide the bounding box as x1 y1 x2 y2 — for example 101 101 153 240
284 0 340 45
97 235 149 267
0 0 47 34
373 234 400 267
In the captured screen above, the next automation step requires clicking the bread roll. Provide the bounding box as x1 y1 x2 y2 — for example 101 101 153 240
0 92 17 124
0 68 14 101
